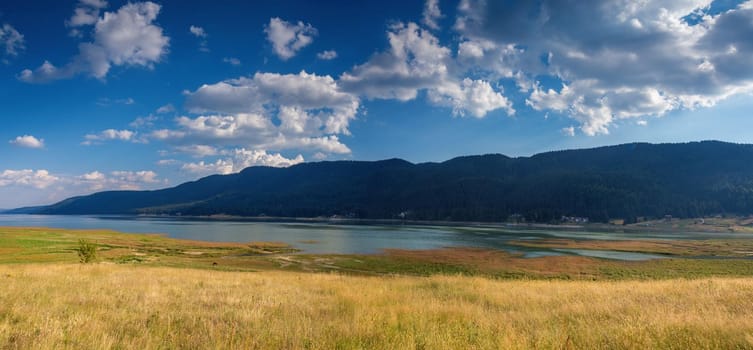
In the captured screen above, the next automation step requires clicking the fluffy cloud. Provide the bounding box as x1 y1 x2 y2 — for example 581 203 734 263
340 23 450 101
0 170 58 189
130 115 158 128
455 38 525 86
181 149 304 175
67 0 108 30
527 82 677 135
76 171 108 190
9 135 45 149
226 148 304 169
340 22 513 117
83 129 136 145
0 24 24 62
169 114 275 144
139 71 357 169
0 168 164 207
264 17 317 60
428 78 514 118
189 25 207 38
76 170 160 190
454 0 753 135
93 2 168 67
20 1 169 83
164 18 520 165
181 159 234 176
561 126 576 137
189 25 209 52
79 171 105 181
265 135 351 154
158 113 352 155
316 50 337 60
422 0 443 30
174 144 220 158
177 71 358 154
111 170 159 185
155 104 175 114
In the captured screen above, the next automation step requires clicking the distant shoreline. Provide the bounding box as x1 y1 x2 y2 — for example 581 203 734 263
126 214 752 234
136 213 592 229
3 212 753 235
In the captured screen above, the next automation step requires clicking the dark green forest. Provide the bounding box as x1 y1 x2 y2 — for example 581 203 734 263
14 141 753 223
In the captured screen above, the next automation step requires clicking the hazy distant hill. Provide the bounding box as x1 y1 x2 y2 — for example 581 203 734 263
14 141 753 223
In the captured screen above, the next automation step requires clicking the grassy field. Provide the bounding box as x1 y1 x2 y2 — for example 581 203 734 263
625 217 753 234
3 226 753 348
3 264 753 349
507 237 753 258
0 227 296 270
294 248 753 280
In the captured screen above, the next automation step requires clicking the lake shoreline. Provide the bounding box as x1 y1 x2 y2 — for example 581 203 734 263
4 226 753 279
10 211 752 235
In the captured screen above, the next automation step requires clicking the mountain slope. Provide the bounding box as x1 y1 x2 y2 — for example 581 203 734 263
20 141 753 222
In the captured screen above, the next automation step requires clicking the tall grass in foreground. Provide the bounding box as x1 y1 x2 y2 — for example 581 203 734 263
1 264 753 349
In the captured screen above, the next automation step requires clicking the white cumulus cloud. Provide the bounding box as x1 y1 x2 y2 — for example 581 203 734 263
561 126 576 137
455 0 753 134
428 78 514 118
83 129 136 145
316 50 337 60
174 144 220 158
176 71 358 154
422 0 443 30
264 17 317 60
0 24 25 61
0 168 164 207
67 0 108 31
340 22 450 101
9 135 45 149
340 22 513 117
143 71 358 171
0 170 59 189
20 1 169 83
181 149 304 175
77 170 161 190
129 115 158 128
155 103 175 114
189 25 209 52
189 25 207 38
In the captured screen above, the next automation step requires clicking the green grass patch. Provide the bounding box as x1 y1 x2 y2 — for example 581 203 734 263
0 227 297 270
600 258 753 280
330 255 479 276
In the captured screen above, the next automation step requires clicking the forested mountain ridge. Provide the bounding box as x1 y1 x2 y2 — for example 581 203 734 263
15 141 753 223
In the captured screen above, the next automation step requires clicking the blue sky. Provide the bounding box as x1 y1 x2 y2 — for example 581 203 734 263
1 0 753 208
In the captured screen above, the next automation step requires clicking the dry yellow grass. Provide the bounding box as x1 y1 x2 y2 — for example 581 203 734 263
1 264 753 349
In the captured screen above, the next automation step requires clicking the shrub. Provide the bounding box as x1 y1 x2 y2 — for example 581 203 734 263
76 239 97 263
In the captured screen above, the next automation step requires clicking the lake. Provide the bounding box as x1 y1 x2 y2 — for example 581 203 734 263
1 214 750 260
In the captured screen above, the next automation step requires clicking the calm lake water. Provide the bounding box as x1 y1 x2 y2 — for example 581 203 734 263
1 214 750 260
